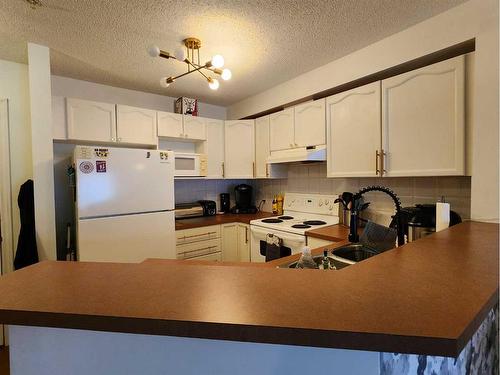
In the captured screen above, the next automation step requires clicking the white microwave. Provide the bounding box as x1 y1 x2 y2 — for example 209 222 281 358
174 153 207 177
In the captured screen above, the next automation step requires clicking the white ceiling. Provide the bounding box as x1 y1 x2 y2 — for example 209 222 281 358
0 0 466 106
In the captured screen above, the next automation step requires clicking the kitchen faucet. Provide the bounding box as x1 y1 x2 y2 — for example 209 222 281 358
348 186 405 247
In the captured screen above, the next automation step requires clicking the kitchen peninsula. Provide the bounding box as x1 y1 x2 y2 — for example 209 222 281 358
0 222 497 374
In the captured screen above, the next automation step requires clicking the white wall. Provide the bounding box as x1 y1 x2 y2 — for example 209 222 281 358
0 59 33 271
51 75 227 120
228 0 499 222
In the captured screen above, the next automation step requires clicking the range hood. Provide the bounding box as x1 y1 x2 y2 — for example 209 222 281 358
267 145 326 164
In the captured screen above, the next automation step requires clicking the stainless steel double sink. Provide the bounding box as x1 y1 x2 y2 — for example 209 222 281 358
278 243 379 269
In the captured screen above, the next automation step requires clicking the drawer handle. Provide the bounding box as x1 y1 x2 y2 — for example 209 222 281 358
181 246 217 256
180 231 218 240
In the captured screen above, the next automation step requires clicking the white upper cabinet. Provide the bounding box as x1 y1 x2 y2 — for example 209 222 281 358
116 105 157 145
66 98 116 142
294 99 326 147
205 119 225 178
327 82 382 177
270 108 294 151
157 111 184 138
224 120 255 178
183 115 206 140
255 115 270 178
382 56 465 176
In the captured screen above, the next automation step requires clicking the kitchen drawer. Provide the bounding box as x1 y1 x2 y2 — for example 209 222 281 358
185 252 222 262
177 238 221 259
176 225 221 245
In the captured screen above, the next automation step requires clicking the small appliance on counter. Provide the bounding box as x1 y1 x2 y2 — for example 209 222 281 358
390 203 462 242
175 200 216 219
219 193 230 213
230 184 258 214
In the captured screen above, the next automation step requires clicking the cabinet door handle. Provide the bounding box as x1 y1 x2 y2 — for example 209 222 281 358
222 162 225 178
381 149 387 176
117 137 122 142
245 227 248 244
252 162 255 178
266 164 269 178
289 143 294 147
376 150 380 176
179 231 217 240
184 134 188 138
179 133 183 137
111 137 116 141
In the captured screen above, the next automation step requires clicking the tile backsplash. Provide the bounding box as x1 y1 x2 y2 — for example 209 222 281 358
174 163 471 222
174 179 254 209
253 163 471 222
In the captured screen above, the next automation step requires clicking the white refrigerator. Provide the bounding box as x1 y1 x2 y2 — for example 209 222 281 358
75 146 176 262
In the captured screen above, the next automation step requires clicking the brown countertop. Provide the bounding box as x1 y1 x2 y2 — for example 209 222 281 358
0 222 497 357
175 212 274 230
305 224 351 241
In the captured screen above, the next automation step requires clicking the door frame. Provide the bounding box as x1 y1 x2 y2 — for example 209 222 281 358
0 99 14 346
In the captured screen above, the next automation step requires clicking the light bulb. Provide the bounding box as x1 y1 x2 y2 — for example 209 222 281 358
208 78 219 90
211 54 224 68
160 77 170 88
174 48 186 61
148 45 160 58
221 68 232 81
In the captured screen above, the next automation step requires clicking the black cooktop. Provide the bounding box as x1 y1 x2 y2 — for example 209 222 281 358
262 218 283 224
292 224 311 229
303 220 327 226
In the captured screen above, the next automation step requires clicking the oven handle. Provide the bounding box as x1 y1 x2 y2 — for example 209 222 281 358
250 226 306 243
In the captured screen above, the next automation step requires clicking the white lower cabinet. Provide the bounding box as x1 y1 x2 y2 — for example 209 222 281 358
221 223 250 262
116 105 157 145
306 236 334 249
176 225 221 261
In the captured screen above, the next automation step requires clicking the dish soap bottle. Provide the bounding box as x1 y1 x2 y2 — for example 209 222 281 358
295 247 317 269
321 250 336 270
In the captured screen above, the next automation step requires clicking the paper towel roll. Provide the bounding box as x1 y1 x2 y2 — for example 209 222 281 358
436 202 450 232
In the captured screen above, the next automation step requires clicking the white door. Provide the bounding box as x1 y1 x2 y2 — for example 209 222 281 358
78 211 176 262
327 82 382 177
75 147 174 218
66 98 116 142
157 111 184 139
382 55 465 176
183 116 206 140
255 115 270 178
221 223 239 261
224 120 255 178
269 108 294 151
237 224 250 262
205 119 225 178
116 105 157 145
294 99 326 147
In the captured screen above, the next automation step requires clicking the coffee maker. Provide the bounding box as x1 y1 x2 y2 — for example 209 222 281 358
230 184 257 214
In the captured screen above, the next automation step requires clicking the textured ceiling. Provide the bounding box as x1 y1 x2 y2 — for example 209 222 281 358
0 0 466 106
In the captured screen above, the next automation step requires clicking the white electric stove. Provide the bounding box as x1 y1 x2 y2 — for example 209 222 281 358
250 193 339 262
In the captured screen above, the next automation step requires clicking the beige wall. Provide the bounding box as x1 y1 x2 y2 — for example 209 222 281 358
51 75 227 120
0 59 33 271
228 0 499 222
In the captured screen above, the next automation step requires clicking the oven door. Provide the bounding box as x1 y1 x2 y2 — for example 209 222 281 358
250 225 306 263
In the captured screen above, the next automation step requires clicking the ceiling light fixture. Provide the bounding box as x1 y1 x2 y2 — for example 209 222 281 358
148 37 231 91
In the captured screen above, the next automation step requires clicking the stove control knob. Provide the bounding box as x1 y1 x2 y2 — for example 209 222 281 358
324 199 329 205
329 205 334 211
318 200 323 206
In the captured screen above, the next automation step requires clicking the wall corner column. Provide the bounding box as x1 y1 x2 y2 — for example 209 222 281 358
27 43 57 260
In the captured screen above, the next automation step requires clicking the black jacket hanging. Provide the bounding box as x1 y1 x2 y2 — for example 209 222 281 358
14 179 38 270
